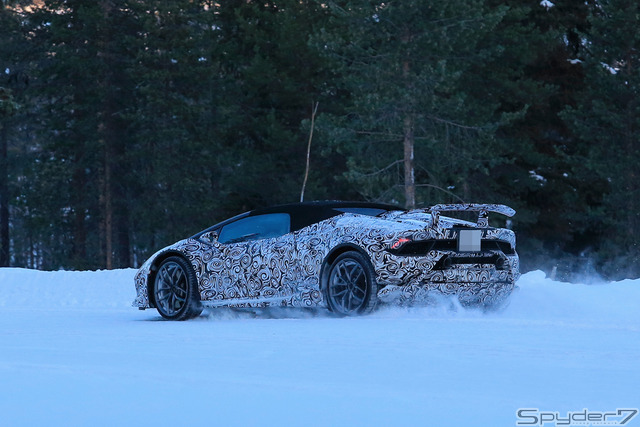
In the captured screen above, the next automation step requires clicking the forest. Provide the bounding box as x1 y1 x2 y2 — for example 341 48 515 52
0 0 638 280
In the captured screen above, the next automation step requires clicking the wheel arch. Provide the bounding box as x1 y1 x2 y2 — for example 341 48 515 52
146 250 192 309
320 243 372 293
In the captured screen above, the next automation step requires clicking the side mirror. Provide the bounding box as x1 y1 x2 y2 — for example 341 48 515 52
200 230 219 244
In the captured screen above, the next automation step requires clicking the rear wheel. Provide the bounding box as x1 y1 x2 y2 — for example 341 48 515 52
325 251 379 316
153 256 203 320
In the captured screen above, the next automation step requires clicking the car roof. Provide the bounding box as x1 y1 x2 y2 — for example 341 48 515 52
252 200 402 231
195 200 403 237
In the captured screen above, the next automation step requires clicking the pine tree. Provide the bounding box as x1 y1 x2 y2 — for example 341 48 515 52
124 0 223 261
316 1 511 208
28 0 139 269
211 1 336 210
0 1 33 267
562 0 640 279
0 83 18 266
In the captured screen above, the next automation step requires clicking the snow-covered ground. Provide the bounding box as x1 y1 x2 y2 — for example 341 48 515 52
1 268 638 427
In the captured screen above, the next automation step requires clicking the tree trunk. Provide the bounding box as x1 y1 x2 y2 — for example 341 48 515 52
403 113 415 210
71 157 87 266
116 208 130 267
104 140 113 269
99 0 130 268
0 121 9 266
626 130 637 245
401 41 415 210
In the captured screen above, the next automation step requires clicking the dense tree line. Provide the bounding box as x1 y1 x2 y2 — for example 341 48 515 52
0 0 638 279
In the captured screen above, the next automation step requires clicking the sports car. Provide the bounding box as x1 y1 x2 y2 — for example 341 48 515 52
133 201 520 320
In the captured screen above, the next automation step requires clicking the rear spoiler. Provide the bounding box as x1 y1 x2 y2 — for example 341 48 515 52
427 204 515 227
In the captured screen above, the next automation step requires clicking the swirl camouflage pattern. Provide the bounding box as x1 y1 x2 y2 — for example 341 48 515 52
133 201 520 320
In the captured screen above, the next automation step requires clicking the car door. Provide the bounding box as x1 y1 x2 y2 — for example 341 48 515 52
202 213 298 305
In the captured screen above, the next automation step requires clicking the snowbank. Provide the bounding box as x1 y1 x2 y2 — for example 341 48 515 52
0 267 136 309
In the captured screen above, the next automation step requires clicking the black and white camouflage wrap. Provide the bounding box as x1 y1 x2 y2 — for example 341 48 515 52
133 206 520 311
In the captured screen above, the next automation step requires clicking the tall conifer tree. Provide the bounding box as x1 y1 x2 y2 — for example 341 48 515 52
317 1 510 208
562 0 640 278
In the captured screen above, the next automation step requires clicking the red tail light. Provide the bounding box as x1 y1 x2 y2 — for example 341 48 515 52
390 238 411 250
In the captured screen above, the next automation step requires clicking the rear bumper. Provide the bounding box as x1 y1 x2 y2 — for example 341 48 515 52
378 280 516 307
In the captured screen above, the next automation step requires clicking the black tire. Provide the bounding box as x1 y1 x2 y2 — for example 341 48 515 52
325 251 379 316
153 256 203 320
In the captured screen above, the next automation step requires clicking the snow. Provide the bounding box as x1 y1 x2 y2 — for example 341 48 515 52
540 0 555 10
1 268 638 426
602 62 619 75
529 169 547 184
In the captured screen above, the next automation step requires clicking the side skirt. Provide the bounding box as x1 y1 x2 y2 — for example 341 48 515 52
201 295 293 308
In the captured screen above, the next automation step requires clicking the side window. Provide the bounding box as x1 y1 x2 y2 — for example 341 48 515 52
218 213 290 244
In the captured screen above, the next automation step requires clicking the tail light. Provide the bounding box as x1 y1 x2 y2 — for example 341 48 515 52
390 237 411 250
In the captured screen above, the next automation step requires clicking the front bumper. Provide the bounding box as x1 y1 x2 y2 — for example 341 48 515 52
132 267 151 309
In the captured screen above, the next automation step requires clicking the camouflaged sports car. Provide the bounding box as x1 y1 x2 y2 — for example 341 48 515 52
133 201 520 320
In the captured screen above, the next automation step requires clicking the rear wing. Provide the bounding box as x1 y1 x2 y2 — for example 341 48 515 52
428 204 515 228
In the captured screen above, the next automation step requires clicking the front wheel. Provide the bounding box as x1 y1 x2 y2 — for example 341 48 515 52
325 251 379 316
153 256 203 320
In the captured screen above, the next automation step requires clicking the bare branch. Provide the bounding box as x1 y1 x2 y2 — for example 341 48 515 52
353 159 403 178
424 114 482 130
355 131 403 138
384 183 465 205
300 101 319 203
414 184 466 203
